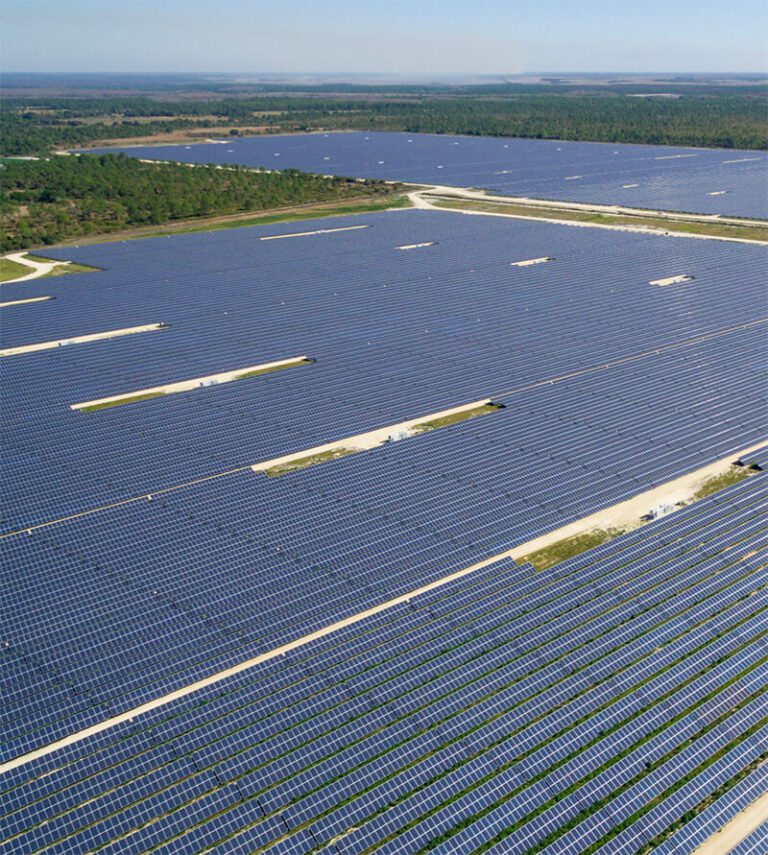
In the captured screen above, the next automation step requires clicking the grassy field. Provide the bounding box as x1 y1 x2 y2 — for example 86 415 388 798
0 258 31 282
433 199 768 243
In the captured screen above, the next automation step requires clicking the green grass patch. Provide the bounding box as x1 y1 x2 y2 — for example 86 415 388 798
522 527 627 572
1 252 101 279
25 254 101 276
265 447 357 478
0 257 33 282
411 403 504 434
233 358 313 381
433 199 768 242
79 391 167 412
691 466 751 501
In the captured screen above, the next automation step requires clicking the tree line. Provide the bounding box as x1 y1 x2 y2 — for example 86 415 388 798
0 154 393 251
2 93 766 156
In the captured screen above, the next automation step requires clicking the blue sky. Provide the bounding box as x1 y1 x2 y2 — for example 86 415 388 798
3 0 766 75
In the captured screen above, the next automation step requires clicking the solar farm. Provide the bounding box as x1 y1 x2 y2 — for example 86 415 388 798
2 134 768 854
95 132 768 219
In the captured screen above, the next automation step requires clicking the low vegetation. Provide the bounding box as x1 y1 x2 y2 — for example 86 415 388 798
522 527 627 571
0 257 32 282
411 403 504 434
433 199 768 242
691 466 751 500
0 154 397 251
265 448 357 478
79 359 314 412
79 391 167 412
233 358 313 381
521 466 755 572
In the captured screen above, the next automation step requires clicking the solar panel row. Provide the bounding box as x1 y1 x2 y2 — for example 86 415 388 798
2 473 765 852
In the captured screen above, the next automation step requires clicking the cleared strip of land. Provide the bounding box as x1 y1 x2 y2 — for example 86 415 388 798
693 790 768 854
510 256 553 267
0 296 53 308
1 440 763 775
252 400 501 477
71 356 312 412
514 444 766 570
0 323 167 357
259 224 369 241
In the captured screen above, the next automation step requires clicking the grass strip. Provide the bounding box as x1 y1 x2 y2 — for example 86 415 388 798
521 527 626 571
692 467 751 501
233 358 313 381
78 391 167 412
40 195 410 247
521 468 756 572
433 199 768 242
265 447 358 478
411 403 504 434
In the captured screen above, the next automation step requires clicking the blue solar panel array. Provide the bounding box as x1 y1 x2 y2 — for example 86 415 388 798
91 131 768 218
2 473 766 853
2 210 767 768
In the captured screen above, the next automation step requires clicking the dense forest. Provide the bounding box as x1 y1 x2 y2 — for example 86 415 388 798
2 92 767 155
0 154 394 250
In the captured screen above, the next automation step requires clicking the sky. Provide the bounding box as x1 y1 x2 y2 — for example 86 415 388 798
2 0 767 76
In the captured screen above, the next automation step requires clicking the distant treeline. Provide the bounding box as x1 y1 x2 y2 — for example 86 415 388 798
326 96 768 150
2 93 767 155
0 154 393 250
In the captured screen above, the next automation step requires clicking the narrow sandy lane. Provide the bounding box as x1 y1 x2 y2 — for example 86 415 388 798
693 790 768 854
